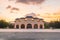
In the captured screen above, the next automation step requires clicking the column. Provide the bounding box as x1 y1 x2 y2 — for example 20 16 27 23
25 24 27 29
42 24 44 29
19 24 21 29
32 24 34 29
14 24 16 29
38 24 40 29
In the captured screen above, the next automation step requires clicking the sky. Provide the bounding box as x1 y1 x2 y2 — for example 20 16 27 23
0 0 60 22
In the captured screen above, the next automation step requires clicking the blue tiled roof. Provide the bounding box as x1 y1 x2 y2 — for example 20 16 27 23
15 18 19 20
26 16 33 18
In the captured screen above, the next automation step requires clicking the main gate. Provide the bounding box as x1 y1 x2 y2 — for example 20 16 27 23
27 24 32 29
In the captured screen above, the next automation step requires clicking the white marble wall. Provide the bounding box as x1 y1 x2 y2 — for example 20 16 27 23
14 18 44 29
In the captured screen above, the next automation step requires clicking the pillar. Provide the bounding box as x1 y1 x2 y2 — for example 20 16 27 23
42 24 44 29
32 24 34 29
14 24 16 29
38 24 40 29
19 24 21 29
25 24 27 29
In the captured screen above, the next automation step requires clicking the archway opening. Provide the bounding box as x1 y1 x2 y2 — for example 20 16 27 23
16 25 19 29
27 24 32 29
21 24 25 29
34 24 38 29
40 25 43 29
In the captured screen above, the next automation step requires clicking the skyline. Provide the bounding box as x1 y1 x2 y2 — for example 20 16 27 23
0 0 60 22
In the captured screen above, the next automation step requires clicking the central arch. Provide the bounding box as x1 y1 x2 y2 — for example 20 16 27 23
27 24 32 29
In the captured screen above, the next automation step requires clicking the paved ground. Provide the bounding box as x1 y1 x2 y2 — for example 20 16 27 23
0 29 60 32
0 32 60 40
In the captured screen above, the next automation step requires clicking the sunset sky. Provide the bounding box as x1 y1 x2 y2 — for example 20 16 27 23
0 0 60 22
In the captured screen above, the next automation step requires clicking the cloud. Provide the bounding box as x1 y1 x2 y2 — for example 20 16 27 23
6 5 11 9
6 5 19 11
25 13 37 17
6 5 19 13
16 0 45 4
11 7 19 11
10 7 19 13
8 0 15 1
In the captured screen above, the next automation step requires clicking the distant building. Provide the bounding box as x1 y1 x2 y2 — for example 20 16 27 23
14 13 44 29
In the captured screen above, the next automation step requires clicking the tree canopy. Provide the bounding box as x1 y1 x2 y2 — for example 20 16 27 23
0 20 9 28
49 21 60 29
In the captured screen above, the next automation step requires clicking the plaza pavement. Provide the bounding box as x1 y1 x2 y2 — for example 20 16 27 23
0 29 60 32
0 29 60 40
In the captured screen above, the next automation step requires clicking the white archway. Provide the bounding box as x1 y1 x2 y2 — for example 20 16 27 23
16 25 19 29
34 24 38 29
27 24 32 29
21 24 25 29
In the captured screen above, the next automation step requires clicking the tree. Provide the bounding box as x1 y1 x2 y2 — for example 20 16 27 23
44 22 49 29
49 21 60 29
0 20 9 28
8 23 14 28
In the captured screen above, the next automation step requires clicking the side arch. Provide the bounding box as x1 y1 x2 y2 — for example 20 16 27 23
40 25 43 29
34 24 38 29
16 25 19 29
21 24 25 29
